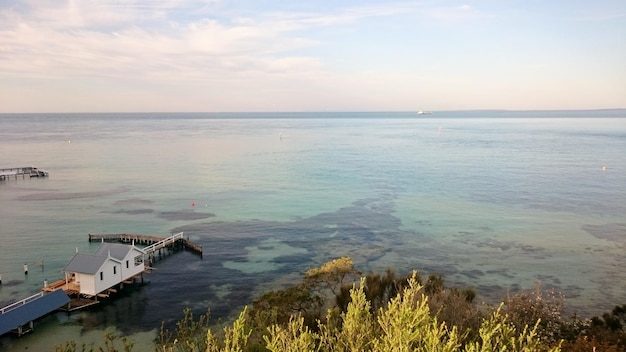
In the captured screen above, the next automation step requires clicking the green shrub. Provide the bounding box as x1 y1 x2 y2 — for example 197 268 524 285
503 283 566 345
157 308 210 352
55 332 134 352
258 272 558 352
206 307 251 352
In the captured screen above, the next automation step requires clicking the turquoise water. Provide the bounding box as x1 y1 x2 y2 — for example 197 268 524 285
1 111 625 350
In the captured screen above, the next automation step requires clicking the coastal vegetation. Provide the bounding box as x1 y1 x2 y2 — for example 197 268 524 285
56 257 625 352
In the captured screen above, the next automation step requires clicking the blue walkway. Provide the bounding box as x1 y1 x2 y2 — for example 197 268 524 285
0 290 70 336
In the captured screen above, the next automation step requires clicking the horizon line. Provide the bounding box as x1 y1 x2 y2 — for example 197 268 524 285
1 108 625 115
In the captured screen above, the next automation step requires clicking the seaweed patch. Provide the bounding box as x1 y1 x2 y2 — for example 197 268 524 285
16 187 129 201
113 198 155 206
158 210 215 221
108 209 154 215
582 223 626 244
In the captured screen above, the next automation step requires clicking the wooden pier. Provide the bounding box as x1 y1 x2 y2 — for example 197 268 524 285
0 167 49 181
88 232 203 257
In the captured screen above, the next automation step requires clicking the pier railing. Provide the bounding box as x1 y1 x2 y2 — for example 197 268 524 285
143 232 184 254
0 292 44 315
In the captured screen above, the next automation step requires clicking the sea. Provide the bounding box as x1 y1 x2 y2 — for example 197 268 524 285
1 110 625 351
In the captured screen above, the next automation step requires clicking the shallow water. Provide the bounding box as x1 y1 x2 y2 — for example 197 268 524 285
1 111 625 350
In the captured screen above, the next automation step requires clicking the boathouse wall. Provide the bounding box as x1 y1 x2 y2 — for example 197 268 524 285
92 259 122 295
75 272 96 296
118 250 145 281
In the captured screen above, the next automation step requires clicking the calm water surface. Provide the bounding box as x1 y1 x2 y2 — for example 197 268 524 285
1 111 625 351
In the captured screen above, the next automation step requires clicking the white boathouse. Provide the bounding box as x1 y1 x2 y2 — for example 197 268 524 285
62 242 146 297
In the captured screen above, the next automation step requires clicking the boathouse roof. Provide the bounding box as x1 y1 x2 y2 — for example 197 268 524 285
63 243 144 275
94 242 144 261
63 253 112 275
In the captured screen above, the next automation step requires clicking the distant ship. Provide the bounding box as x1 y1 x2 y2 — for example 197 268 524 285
417 110 432 115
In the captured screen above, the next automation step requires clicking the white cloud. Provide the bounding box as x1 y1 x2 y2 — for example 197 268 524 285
1 0 404 84
0 0 624 112
569 10 626 21
426 4 487 22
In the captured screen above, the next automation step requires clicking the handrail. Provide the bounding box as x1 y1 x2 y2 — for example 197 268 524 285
143 232 184 254
0 292 45 314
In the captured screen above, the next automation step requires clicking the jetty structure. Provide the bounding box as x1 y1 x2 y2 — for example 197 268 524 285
0 232 202 337
88 232 203 258
0 167 48 181
43 232 202 308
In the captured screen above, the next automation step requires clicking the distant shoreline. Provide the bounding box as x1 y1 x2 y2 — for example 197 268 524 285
0 109 625 118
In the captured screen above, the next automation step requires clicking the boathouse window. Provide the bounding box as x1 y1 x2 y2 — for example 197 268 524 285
100 272 103 280
134 255 143 266
126 260 129 268
113 266 117 275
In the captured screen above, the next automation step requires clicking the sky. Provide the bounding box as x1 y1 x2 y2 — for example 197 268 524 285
0 0 625 113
